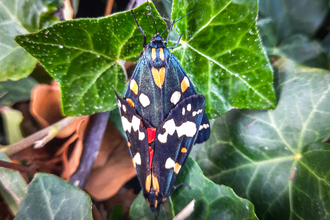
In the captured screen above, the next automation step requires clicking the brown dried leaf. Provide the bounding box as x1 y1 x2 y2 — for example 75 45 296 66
30 81 62 126
30 81 82 138
65 118 89 178
85 122 136 200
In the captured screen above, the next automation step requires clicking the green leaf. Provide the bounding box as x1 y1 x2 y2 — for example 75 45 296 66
0 0 62 81
259 0 329 42
258 19 328 69
195 58 330 219
16 2 167 116
171 0 276 119
0 153 27 215
15 173 93 220
292 142 330 219
130 157 258 220
0 77 37 106
1 108 23 144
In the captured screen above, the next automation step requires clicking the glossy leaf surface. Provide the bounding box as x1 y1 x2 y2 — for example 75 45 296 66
171 0 276 118
15 173 92 220
0 0 62 81
16 3 167 116
195 58 330 219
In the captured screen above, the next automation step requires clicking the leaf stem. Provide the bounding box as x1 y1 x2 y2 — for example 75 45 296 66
0 117 80 156
173 199 195 220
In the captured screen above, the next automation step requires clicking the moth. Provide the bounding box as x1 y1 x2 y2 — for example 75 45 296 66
115 3 210 214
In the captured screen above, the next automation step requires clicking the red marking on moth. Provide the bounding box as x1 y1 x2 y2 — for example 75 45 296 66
147 128 156 143
148 146 154 168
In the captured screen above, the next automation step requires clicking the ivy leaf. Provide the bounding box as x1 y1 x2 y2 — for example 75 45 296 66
195 58 330 219
0 77 37 106
171 0 276 118
130 157 258 220
16 3 167 116
15 173 93 220
0 0 62 81
259 0 329 42
258 19 328 69
1 107 23 144
0 153 27 215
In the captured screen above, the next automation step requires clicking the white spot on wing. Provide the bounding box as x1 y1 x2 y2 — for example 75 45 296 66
133 153 141 165
139 131 145 140
176 121 197 138
139 93 150 107
170 91 181 105
192 109 203 117
158 119 197 143
121 115 144 140
199 124 210 130
117 100 121 108
158 119 176 143
182 107 185 115
122 105 126 112
165 158 175 169
131 116 140 131
187 104 191 111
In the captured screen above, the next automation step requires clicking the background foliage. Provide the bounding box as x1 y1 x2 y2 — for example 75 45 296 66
0 0 329 219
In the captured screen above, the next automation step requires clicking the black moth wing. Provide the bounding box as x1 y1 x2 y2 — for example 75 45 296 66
152 94 206 197
124 55 165 127
114 91 150 196
166 54 211 144
124 47 210 144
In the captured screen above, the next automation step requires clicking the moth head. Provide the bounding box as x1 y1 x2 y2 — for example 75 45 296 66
146 189 163 211
152 34 164 44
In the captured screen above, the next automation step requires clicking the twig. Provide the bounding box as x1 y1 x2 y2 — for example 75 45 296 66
70 112 110 189
0 160 36 175
105 0 115 16
33 126 59 149
173 199 196 220
0 117 80 156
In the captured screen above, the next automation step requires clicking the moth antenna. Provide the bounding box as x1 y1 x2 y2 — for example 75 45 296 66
168 182 191 195
147 0 158 34
167 33 183 49
165 19 175 45
131 9 147 47
160 8 199 37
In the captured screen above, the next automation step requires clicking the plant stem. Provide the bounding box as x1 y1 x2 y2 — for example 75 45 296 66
0 117 80 156
70 111 110 189
173 199 195 220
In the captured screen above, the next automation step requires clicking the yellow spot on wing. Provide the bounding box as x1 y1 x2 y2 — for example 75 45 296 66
151 67 166 89
174 163 181 174
130 79 138 95
127 142 131 147
126 98 134 107
146 174 152 192
151 48 156 61
181 76 190 93
152 176 160 192
181 148 187 153
159 48 165 61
